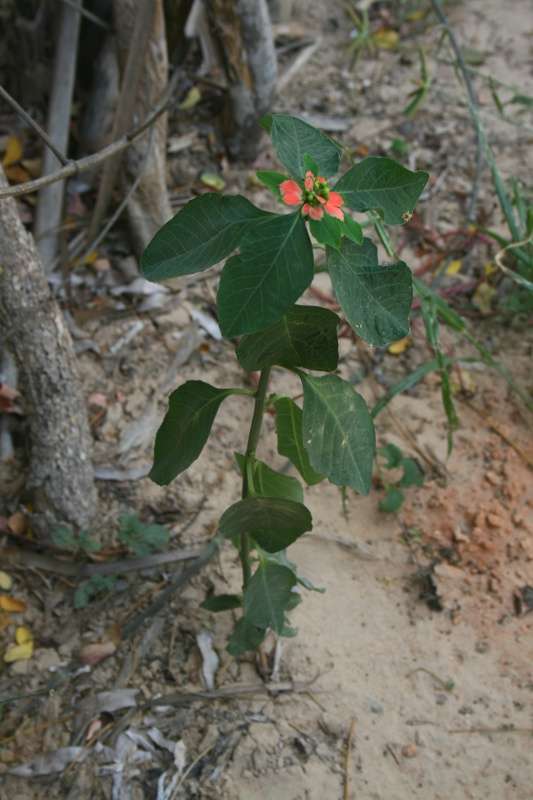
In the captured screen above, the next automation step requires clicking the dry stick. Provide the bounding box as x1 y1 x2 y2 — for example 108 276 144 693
0 68 182 200
429 0 483 222
0 85 67 166
1 545 202 578
87 0 155 242
34 0 83 272
344 719 357 800
59 0 111 29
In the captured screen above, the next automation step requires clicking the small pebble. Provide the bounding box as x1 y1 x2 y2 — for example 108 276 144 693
401 743 417 758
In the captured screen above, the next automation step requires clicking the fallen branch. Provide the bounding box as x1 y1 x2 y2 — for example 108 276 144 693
0 69 183 200
1 544 202 578
149 676 322 707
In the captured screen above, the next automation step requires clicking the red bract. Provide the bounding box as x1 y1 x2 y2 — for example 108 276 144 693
280 171 344 222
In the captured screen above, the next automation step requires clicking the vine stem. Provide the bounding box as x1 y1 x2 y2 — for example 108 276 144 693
240 367 272 588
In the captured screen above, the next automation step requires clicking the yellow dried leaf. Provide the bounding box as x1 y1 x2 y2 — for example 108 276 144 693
0 613 13 632
472 282 496 315
446 259 462 275
179 86 201 110
4 164 30 184
200 172 225 191
484 261 497 276
373 29 399 49
2 135 23 167
407 9 427 21
0 596 26 612
0 571 13 591
4 640 34 663
388 337 411 355
15 626 33 645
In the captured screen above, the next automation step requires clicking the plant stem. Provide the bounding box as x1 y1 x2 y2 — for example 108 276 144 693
240 367 272 587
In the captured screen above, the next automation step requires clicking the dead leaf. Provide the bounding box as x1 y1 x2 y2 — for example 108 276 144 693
9 747 88 777
8 511 28 536
200 172 225 191
2 135 23 167
79 640 117 666
446 259 462 275
373 28 399 49
0 596 27 612
15 626 33 645
179 86 201 110
0 570 13 590
472 282 496 315
388 337 411 355
0 383 20 413
196 630 219 690
0 612 13 632
4 639 34 662
4 164 31 184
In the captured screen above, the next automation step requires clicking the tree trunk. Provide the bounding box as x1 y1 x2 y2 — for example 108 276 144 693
0 167 97 539
207 0 277 161
113 0 173 258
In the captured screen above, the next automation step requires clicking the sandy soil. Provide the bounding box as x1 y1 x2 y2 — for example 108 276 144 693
0 0 532 798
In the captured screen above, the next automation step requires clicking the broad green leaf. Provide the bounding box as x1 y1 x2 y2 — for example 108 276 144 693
244 563 297 633
256 170 287 197
235 454 304 503
150 381 234 485
274 397 324 485
335 157 428 225
201 594 242 612
265 550 325 593
328 238 412 346
217 212 314 337
309 215 343 249
342 215 364 245
379 487 405 513
219 496 312 553
227 617 266 655
300 374 375 494
263 113 342 179
236 305 339 372
141 194 269 281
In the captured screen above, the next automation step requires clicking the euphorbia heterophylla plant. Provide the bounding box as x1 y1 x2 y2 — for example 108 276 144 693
141 114 428 655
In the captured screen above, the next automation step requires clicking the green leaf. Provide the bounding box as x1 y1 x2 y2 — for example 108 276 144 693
378 487 405 513
399 458 424 488
371 357 450 418
379 442 404 469
235 454 304 503
117 514 169 556
227 617 266 655
335 157 428 225
150 381 234 485
300 374 375 494
327 238 412 347
219 496 312 553
244 562 297 633
256 170 287 197
342 215 364 245
74 575 117 609
236 305 339 372
201 594 242 612
265 113 342 179
141 194 269 281
265 550 325 593
309 215 343 249
217 212 314 337
274 397 324 485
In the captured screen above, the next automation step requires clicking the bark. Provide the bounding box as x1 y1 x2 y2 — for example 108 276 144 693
112 0 173 258
207 0 277 161
0 167 97 539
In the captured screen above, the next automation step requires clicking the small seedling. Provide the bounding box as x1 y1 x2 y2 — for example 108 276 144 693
378 442 424 512
118 513 170 557
141 113 428 654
